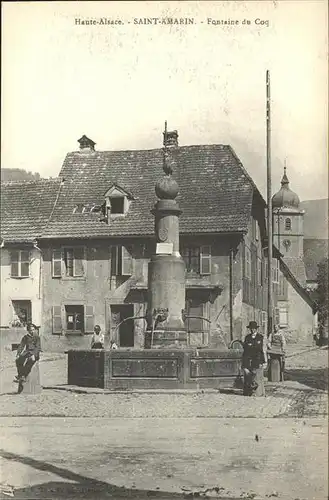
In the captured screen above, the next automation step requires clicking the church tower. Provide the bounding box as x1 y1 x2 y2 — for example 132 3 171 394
272 166 304 259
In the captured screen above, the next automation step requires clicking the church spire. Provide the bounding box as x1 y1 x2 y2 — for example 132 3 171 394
272 160 300 210
281 161 289 187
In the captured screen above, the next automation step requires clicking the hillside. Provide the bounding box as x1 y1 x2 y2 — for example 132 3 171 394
301 199 328 239
1 168 42 182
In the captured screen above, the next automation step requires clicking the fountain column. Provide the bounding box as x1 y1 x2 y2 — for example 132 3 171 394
145 126 187 348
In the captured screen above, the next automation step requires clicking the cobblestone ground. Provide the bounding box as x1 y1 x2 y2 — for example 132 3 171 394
0 347 327 419
0 346 327 500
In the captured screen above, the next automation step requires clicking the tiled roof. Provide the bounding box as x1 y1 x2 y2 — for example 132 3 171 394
42 144 263 239
279 257 316 310
282 256 307 287
303 238 329 281
0 178 62 243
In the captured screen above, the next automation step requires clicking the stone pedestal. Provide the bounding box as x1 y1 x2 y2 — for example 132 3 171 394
146 254 187 348
18 362 42 394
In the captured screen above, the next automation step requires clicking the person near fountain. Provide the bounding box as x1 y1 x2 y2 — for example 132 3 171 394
90 325 104 349
110 340 118 350
14 323 41 383
267 324 286 376
242 321 266 396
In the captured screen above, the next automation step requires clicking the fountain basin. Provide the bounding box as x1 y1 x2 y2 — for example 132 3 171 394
67 348 243 390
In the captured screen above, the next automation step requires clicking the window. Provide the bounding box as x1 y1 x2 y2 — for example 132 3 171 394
110 245 133 276
279 306 289 327
52 247 85 278
272 258 279 284
110 197 125 214
73 204 84 214
200 246 211 275
257 258 262 285
182 246 199 273
285 218 291 230
65 305 84 332
104 185 131 219
181 246 211 275
244 245 251 279
12 300 31 327
10 250 30 278
278 274 287 297
52 305 94 334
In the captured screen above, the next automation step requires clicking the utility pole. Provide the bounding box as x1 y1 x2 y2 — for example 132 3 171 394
266 70 273 338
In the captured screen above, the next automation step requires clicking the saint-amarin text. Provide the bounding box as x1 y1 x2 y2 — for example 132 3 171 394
133 18 195 25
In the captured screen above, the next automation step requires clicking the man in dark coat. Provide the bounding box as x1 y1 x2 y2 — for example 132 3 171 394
14 323 41 383
242 321 266 396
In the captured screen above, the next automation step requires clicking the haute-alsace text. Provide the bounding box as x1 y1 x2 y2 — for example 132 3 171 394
75 18 124 25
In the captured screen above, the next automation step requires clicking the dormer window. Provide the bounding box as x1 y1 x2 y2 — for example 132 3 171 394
104 184 134 220
110 197 125 214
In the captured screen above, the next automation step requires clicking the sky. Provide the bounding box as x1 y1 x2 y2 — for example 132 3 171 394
1 1 328 201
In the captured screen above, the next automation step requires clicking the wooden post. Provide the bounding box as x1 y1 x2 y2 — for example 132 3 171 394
266 70 273 339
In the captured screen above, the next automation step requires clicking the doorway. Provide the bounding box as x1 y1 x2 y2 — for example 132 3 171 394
110 304 134 347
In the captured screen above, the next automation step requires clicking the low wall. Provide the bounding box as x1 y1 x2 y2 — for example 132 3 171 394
67 348 243 390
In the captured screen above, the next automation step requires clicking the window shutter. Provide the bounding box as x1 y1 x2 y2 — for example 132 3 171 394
52 306 62 334
261 311 267 334
257 258 262 285
272 258 279 283
10 250 19 277
274 307 280 325
200 246 211 275
52 249 62 277
85 306 94 333
279 307 288 327
264 259 268 283
20 251 30 277
73 247 85 276
110 246 119 275
122 246 133 276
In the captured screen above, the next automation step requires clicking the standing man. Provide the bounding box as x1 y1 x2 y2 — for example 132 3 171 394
242 321 266 396
14 323 41 383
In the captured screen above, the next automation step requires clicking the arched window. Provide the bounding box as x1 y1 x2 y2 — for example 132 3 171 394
285 218 291 230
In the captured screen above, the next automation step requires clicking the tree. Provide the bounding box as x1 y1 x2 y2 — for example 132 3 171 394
1 168 41 182
316 257 328 345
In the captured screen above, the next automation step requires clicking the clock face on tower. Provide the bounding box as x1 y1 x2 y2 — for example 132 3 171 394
283 239 291 251
158 227 168 242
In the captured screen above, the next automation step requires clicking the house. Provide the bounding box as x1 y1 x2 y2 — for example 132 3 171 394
272 168 318 343
1 133 318 351
0 178 62 328
36 133 278 352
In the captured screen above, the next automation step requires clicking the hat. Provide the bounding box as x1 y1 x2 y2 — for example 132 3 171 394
247 321 259 329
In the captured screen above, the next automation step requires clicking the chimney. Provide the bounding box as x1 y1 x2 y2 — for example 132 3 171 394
163 130 178 148
78 135 96 152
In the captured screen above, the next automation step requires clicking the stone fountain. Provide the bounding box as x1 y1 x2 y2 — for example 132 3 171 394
67 125 242 390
